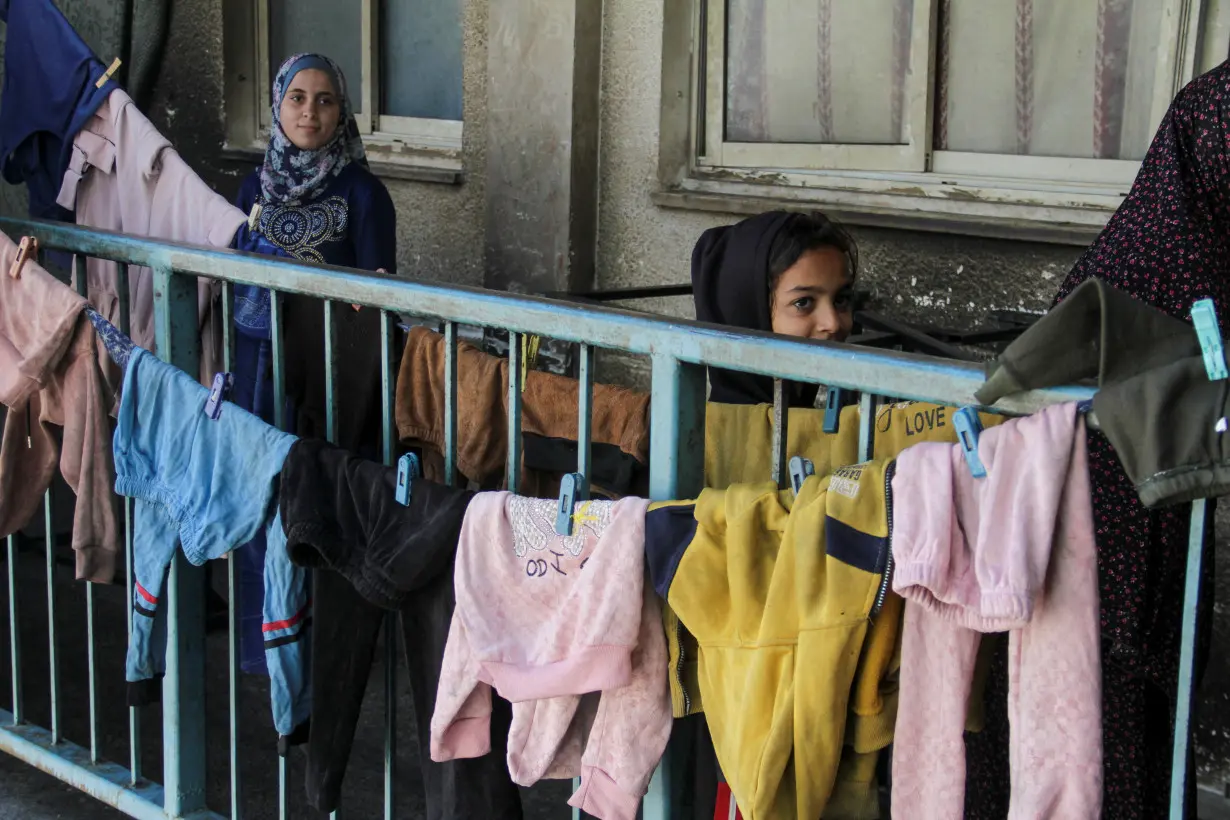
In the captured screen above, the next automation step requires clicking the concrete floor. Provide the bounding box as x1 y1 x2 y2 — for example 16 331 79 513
0 536 573 819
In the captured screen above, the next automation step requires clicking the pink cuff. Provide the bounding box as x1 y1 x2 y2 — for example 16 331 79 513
481 644 632 702
568 766 641 820
430 715 492 762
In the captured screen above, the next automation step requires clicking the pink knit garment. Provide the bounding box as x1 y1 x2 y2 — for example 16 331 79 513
431 492 671 820
890 402 1102 819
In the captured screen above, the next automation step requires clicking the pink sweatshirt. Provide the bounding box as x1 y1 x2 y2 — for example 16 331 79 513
890 402 1102 819
0 233 119 582
431 492 671 820
58 89 246 386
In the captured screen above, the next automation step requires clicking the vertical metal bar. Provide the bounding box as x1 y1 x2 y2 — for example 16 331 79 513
86 579 98 762
117 264 132 349
125 495 140 784
45 491 59 744
271 292 286 433
325 301 339 444
443 322 458 487
380 311 397 820
278 760 287 820
271 290 289 820
577 344 594 491
220 282 243 819
858 393 878 463
73 253 88 297
643 355 707 820
118 263 140 784
506 332 523 495
1170 498 1209 819
81 259 99 763
770 379 788 488
7 534 21 725
324 303 341 820
571 343 596 816
152 265 207 816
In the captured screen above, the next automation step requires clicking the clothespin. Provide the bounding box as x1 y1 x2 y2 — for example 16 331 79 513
95 58 122 89
555 472 585 535
8 236 37 279
395 453 421 506
248 203 263 233
952 407 987 478
789 456 815 495
824 388 844 434
203 372 233 420
1191 299 1228 381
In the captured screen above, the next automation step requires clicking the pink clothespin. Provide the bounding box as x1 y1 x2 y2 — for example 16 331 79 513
8 237 38 280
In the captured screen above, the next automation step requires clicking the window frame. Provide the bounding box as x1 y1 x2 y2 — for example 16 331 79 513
702 0 938 173
659 0 1230 243
222 0 464 182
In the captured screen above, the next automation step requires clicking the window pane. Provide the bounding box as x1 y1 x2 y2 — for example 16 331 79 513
268 0 364 114
725 0 916 145
937 0 1162 160
380 0 464 121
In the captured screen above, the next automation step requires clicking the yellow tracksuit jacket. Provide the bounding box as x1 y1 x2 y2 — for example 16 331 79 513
645 460 897 820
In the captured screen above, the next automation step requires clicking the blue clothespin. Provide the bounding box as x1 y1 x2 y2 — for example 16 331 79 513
556 473 585 535
395 453 421 506
1191 299 1228 381
824 388 844 434
204 372 233 420
789 456 815 495
951 406 987 478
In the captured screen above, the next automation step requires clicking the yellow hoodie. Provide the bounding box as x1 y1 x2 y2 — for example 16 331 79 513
645 460 896 820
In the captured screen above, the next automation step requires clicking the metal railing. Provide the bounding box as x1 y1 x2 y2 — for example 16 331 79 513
0 217 1207 820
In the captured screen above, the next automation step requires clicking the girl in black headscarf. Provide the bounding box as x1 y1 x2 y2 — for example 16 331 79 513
691 210 858 406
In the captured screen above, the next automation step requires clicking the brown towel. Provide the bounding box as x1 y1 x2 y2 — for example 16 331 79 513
395 326 650 491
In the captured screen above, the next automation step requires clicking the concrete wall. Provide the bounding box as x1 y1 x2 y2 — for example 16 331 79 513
2 0 1229 793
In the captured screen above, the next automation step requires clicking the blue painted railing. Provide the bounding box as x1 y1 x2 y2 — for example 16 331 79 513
0 217 1206 819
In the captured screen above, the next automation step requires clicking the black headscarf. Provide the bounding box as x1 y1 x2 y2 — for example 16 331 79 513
691 211 820 407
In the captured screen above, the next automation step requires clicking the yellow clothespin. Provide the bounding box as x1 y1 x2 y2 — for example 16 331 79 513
95 58 122 89
8 236 38 280
521 334 541 393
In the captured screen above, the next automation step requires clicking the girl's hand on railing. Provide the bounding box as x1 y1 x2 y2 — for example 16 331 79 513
354 268 389 310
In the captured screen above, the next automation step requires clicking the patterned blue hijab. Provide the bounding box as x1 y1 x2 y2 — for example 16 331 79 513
259 53 367 206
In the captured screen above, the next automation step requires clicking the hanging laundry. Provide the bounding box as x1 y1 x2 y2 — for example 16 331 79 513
56 88 247 386
396 326 650 496
0 0 118 221
975 277 1228 507
431 493 669 820
975 277 1200 401
890 402 1101 819
277 438 523 815
644 465 897 820
113 347 308 745
0 232 119 582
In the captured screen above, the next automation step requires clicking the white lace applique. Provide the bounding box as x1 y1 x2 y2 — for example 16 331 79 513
508 496 616 558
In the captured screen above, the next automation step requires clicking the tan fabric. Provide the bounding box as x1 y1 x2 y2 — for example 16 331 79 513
0 233 120 582
60 88 246 386
395 326 650 490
